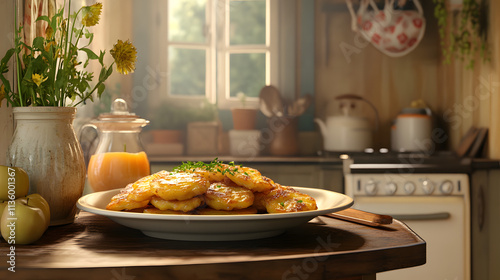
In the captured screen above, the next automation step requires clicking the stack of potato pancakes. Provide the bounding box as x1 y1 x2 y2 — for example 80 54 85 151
106 160 317 215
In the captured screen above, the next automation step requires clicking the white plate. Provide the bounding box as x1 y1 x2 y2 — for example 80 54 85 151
76 187 353 241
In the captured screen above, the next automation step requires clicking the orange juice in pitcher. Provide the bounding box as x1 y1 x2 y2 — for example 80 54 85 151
80 99 151 192
88 151 150 192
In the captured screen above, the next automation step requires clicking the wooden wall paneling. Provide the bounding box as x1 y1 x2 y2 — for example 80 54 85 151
315 0 441 150
437 0 500 158
487 0 500 159
0 0 15 165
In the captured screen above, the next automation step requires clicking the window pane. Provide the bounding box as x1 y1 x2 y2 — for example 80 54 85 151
169 0 207 43
169 47 206 96
230 0 266 45
229 53 266 98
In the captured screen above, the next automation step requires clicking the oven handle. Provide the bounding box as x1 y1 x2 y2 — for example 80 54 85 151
392 212 451 221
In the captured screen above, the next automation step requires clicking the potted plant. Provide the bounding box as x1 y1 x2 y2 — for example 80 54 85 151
231 92 258 130
433 0 489 69
185 100 220 155
147 102 190 144
0 1 137 225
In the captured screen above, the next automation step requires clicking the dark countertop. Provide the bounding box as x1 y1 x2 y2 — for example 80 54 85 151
147 153 500 173
471 158 500 170
148 155 344 165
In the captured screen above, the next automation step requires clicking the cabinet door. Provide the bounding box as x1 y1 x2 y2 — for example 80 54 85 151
318 166 343 193
150 163 344 193
248 164 320 189
472 170 500 280
487 170 500 280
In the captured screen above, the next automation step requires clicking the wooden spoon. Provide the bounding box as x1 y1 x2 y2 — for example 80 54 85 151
289 94 312 117
259 85 284 117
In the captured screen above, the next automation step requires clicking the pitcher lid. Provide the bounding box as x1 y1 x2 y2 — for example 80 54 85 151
92 98 149 129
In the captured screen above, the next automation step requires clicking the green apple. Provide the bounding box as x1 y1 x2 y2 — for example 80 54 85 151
1 199 47 245
0 201 6 219
21 194 50 228
0 165 30 201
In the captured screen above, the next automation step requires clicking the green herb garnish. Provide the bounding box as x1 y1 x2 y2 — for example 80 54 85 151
172 158 243 176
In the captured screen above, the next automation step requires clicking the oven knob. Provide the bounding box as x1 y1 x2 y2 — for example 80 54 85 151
385 182 397 195
440 180 454 195
403 182 416 195
365 181 378 196
421 179 435 195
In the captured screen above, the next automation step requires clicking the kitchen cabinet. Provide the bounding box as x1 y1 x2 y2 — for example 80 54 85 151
150 158 344 193
471 170 500 280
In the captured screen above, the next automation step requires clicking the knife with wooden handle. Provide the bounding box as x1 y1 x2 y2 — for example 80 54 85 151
323 208 393 227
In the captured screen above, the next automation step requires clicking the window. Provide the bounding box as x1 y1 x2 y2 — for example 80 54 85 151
157 0 278 109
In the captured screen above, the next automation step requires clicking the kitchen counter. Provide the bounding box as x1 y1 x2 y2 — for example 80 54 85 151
148 153 500 172
148 155 344 165
0 211 425 280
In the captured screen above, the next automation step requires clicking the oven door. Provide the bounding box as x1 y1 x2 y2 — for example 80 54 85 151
353 196 470 280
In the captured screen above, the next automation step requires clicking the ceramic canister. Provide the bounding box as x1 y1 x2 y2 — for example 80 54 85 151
392 113 432 152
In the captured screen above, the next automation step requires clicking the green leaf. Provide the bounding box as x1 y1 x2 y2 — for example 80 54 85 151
36 15 50 24
32 37 45 51
0 76 12 93
1 48 15 67
106 65 113 78
98 50 105 65
97 83 105 98
80 48 99 60
87 32 94 45
98 66 106 81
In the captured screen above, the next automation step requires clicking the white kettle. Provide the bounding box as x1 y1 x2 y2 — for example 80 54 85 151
315 94 379 152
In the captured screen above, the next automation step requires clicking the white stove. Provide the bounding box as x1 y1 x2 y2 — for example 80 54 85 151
345 171 470 280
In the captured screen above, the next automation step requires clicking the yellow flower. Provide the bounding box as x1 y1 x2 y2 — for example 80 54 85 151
44 41 56 52
32 74 48 87
0 84 5 107
45 25 54 40
61 19 67 37
82 3 103 27
110 40 137 75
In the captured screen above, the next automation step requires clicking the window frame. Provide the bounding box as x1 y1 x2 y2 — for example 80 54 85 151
154 0 279 109
216 0 279 110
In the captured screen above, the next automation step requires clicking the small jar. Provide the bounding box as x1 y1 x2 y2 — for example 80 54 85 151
83 98 150 192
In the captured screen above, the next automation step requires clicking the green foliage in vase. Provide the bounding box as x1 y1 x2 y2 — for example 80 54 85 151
0 1 137 107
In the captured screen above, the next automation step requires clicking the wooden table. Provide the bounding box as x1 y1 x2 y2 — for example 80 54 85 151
0 211 425 280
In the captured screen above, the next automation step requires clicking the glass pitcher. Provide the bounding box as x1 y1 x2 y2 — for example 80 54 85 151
81 98 150 192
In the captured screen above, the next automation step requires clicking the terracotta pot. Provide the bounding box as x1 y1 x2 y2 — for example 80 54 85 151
150 129 184 143
7 107 86 226
231 108 257 130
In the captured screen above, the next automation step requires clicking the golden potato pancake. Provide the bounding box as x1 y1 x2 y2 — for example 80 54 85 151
225 166 275 193
253 191 269 212
152 172 210 201
197 207 258 215
205 182 254 210
150 195 205 212
183 167 226 183
106 184 150 211
144 208 193 215
128 170 170 202
255 185 317 213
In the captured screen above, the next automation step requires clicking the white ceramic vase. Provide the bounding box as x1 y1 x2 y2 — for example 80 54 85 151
7 107 86 226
